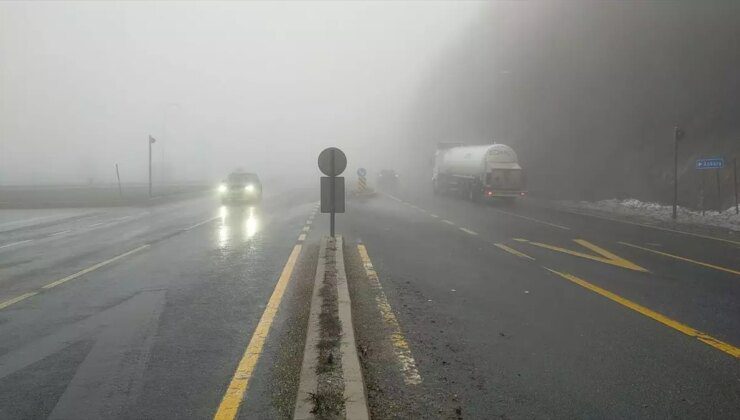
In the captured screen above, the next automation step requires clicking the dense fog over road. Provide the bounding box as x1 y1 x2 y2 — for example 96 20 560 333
407 1 740 207
0 1 480 185
2 1 739 209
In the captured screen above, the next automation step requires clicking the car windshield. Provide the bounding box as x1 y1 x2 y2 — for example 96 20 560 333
227 173 258 184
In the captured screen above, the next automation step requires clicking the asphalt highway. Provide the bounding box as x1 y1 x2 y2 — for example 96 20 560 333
0 187 320 419
0 184 737 419
341 189 739 419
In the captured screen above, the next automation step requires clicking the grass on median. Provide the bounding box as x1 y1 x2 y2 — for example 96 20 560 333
311 238 346 418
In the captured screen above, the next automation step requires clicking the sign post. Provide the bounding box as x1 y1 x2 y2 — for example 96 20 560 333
318 147 347 238
696 157 724 211
734 157 738 215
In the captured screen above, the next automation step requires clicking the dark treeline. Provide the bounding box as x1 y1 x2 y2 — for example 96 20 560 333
406 1 740 208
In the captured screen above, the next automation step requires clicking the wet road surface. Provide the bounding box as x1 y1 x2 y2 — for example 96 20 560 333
0 187 319 419
340 189 739 419
0 184 738 419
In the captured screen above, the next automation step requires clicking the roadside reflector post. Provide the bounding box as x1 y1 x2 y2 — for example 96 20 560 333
318 147 347 238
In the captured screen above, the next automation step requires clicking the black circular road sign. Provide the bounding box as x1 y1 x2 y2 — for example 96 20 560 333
318 147 347 176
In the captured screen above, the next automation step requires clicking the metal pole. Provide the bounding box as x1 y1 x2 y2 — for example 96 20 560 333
734 157 738 215
330 149 335 238
115 163 122 198
672 127 678 219
148 138 152 197
716 168 721 212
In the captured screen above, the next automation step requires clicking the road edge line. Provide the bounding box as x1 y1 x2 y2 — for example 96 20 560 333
214 242 303 420
293 237 328 419
335 235 370 420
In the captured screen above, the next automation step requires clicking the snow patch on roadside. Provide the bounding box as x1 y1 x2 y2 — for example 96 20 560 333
558 198 740 232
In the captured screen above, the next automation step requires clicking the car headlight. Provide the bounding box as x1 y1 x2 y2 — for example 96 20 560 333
218 184 227 193
244 184 255 193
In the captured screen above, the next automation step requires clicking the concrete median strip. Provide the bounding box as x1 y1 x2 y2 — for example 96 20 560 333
294 236 369 420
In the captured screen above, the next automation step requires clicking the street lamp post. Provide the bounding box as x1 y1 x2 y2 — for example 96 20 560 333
148 135 156 197
672 126 685 220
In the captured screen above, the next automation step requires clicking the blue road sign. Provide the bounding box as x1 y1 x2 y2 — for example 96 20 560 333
696 158 724 170
357 167 367 177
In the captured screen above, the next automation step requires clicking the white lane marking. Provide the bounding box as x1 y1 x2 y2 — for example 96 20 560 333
42 245 151 290
385 194 404 203
306 220 312 225
490 208 570 230
0 240 33 250
184 216 219 231
0 292 38 310
297 233 307 241
429 214 439 218
441 219 455 226
48 230 72 237
459 227 478 236
302 226 310 232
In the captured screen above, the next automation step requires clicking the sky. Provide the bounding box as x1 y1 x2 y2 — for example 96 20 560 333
0 1 484 185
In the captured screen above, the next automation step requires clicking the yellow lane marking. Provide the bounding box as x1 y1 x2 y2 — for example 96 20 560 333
214 244 303 420
459 227 478 236
520 238 648 272
357 244 422 385
441 219 455 226
0 292 38 310
42 245 151 290
619 242 740 276
545 268 740 358
494 243 535 260
489 208 570 230
558 208 740 246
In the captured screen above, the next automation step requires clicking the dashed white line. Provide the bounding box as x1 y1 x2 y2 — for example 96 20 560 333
441 219 455 226
48 229 72 237
459 227 478 236
185 216 219 231
0 240 33 250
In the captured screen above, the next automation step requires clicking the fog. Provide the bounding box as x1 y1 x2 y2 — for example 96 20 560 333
0 1 482 186
407 1 740 207
3 1 739 209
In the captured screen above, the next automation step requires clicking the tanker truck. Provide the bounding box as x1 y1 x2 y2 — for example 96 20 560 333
432 143 526 202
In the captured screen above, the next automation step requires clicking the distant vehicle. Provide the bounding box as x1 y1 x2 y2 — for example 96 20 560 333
377 169 400 190
218 172 262 204
432 143 526 202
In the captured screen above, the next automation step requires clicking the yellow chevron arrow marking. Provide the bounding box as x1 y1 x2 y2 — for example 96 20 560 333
521 238 648 272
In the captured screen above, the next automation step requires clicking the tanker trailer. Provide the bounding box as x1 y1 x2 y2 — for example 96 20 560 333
432 143 526 202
